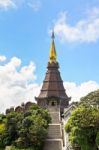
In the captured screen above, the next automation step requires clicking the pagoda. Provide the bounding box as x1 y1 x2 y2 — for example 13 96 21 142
35 32 70 113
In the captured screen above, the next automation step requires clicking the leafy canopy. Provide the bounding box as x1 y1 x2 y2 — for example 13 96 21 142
80 89 99 107
65 90 99 150
0 103 51 150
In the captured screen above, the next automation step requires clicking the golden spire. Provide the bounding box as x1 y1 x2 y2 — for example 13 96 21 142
49 31 57 64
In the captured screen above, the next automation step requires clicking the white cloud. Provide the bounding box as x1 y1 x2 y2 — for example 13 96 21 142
0 56 40 113
54 7 99 43
27 0 41 12
0 0 41 11
64 81 99 102
0 0 16 10
0 55 6 62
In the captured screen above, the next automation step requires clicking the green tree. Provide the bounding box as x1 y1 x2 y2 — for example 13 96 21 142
80 89 99 107
65 105 99 150
0 103 51 150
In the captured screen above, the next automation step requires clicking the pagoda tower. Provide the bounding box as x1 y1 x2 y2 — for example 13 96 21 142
35 32 70 113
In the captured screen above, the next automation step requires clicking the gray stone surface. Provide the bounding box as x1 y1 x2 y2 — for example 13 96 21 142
50 112 60 123
47 124 62 139
43 107 63 150
43 139 62 150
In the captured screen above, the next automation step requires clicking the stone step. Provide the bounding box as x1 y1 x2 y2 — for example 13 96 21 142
47 124 62 139
50 112 60 123
43 139 63 150
43 108 63 150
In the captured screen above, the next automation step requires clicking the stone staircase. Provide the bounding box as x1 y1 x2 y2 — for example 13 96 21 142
47 124 62 139
50 112 60 123
43 139 63 150
43 107 63 150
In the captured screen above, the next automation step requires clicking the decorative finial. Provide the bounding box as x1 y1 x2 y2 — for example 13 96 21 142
51 30 55 39
49 30 57 64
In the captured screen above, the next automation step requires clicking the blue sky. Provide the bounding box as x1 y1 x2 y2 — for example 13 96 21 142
0 0 99 112
0 0 99 83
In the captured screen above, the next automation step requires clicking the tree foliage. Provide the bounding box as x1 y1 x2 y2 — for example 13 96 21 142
80 89 99 107
0 104 51 150
65 90 99 150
